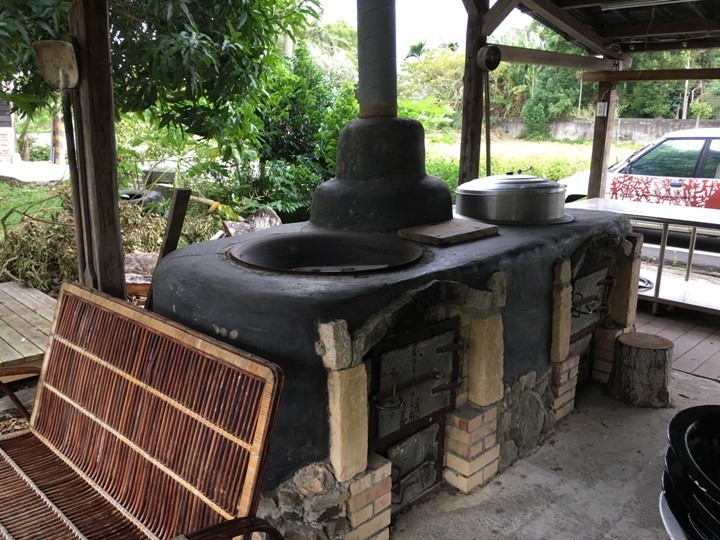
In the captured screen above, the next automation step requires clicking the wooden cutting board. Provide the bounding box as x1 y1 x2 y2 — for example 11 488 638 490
398 218 499 246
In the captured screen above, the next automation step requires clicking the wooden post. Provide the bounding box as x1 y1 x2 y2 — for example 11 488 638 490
69 0 126 299
587 81 617 199
458 0 488 185
605 332 673 408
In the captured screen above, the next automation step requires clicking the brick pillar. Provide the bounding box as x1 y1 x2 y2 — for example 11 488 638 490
552 355 579 419
550 258 578 420
444 404 500 493
592 326 633 383
346 454 392 540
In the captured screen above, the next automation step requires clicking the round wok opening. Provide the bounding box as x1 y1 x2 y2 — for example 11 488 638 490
228 231 423 274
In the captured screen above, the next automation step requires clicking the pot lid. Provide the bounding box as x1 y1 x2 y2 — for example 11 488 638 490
457 175 564 195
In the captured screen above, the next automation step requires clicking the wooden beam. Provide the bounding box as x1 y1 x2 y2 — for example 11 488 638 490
459 2 489 184
588 81 617 199
69 0 126 300
584 68 720 82
555 0 605 7
481 0 521 36
493 44 619 70
620 38 720 52
600 18 720 40
462 0 484 17
520 0 619 57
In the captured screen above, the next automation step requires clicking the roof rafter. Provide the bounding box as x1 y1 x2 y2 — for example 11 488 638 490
600 17 720 39
520 0 621 57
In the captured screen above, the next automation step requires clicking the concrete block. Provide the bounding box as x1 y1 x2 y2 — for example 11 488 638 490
317 319 353 370
329 365 368 482
467 314 504 406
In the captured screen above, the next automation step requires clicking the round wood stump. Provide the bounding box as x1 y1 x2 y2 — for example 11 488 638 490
604 332 674 408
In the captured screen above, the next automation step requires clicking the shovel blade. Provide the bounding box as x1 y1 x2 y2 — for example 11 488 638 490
33 40 79 90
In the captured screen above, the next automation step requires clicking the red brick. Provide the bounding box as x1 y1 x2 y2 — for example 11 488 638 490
347 476 392 513
373 490 391 514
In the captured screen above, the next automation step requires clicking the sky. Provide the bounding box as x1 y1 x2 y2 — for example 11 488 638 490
320 0 532 59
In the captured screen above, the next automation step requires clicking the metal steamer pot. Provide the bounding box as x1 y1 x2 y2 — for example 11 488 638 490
455 175 573 225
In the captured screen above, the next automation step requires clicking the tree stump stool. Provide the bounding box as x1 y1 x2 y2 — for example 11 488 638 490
604 332 674 408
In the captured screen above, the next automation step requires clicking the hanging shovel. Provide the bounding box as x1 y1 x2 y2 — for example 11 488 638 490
33 40 96 288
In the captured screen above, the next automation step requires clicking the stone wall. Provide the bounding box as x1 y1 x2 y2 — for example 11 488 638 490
495 117 720 145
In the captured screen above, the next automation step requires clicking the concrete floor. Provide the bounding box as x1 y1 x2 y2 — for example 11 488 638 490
392 371 719 540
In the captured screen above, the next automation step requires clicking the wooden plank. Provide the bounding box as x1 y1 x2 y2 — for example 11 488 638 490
583 68 720 83
0 283 56 322
0 320 42 360
398 219 498 246
69 0 126 299
0 290 53 335
158 188 192 259
673 328 720 374
671 325 720 360
0 303 51 349
2 283 57 310
0 334 23 366
691 350 720 380
631 314 677 336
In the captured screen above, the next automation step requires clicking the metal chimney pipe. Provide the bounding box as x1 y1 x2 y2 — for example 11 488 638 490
357 0 397 117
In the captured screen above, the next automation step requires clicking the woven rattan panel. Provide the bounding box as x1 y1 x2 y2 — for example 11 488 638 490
0 433 146 539
0 283 282 540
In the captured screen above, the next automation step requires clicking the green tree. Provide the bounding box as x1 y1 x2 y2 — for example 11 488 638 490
303 20 358 86
520 23 596 138
0 0 319 153
399 45 465 115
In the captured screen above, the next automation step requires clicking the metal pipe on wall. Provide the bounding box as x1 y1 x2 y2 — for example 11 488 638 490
357 0 397 117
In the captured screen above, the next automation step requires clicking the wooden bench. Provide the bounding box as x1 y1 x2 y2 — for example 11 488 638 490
0 282 283 540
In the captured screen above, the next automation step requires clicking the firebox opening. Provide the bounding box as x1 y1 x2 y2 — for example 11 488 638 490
366 317 463 513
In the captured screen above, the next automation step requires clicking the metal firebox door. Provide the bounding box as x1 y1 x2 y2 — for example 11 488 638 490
367 318 463 513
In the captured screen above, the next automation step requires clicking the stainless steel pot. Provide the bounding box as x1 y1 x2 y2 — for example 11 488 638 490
455 175 573 225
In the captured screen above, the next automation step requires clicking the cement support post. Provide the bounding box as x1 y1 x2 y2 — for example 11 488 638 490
588 81 618 199
458 0 489 185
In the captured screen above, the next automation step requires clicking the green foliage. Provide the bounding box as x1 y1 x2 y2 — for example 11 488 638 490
0 181 62 237
303 20 358 83
0 184 219 294
426 156 459 199
2 0 319 155
689 100 713 120
398 98 457 135
521 99 550 140
399 47 465 115
198 44 358 221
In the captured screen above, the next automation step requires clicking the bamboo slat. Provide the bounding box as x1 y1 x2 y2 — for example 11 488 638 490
0 282 283 540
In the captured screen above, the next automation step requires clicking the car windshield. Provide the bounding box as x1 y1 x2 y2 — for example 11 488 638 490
628 138 705 177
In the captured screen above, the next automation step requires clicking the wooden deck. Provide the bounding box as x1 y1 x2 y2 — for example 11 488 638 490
0 282 56 379
635 307 720 383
